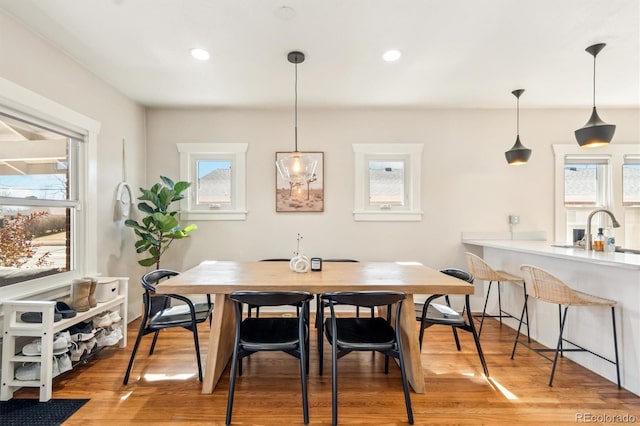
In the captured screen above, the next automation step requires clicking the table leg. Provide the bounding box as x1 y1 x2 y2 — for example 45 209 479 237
202 293 236 394
399 294 426 393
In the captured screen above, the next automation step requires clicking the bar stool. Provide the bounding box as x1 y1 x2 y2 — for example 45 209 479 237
512 265 621 388
465 252 530 340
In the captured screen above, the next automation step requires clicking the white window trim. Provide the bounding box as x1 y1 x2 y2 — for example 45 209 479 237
552 143 640 243
0 76 100 301
353 143 423 222
177 143 248 221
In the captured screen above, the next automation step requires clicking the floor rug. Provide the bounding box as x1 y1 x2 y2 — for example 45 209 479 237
0 398 89 425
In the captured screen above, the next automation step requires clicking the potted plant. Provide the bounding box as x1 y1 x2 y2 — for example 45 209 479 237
125 176 197 269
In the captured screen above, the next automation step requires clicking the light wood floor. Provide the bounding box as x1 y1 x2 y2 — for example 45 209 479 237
13 314 640 425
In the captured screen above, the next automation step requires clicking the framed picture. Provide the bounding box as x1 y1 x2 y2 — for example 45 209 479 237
276 151 324 212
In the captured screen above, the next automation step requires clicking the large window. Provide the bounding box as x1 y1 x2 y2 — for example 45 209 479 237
177 143 248 221
0 76 99 296
353 143 423 221
553 144 640 250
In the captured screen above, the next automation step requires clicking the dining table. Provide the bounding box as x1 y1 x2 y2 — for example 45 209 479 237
155 260 475 394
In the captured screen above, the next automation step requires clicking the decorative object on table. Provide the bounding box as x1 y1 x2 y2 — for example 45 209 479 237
575 43 616 147
289 233 310 273
310 257 322 271
505 89 532 165
275 50 324 213
124 176 197 268
0 398 89 426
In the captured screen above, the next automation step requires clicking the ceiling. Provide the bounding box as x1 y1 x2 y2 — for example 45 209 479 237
1 0 639 109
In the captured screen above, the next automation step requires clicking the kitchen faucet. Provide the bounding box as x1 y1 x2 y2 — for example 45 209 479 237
585 209 621 250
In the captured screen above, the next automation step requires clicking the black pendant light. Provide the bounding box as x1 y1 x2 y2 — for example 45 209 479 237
505 89 532 165
575 43 616 148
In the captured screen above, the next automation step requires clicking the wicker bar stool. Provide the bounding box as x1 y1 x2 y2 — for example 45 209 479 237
512 265 621 388
465 252 530 340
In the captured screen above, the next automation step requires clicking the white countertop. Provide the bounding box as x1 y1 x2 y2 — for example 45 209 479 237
463 239 640 270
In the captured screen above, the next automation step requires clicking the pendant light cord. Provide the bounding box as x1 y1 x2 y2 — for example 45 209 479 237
592 54 597 108
516 95 520 136
294 61 299 152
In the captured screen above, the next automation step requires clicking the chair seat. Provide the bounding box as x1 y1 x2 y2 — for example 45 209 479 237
239 317 301 350
324 317 395 349
150 302 212 327
414 303 465 325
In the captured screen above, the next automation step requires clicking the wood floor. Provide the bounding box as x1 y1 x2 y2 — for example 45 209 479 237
13 314 640 425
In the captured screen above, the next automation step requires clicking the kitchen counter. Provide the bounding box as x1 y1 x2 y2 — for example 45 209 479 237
463 238 640 396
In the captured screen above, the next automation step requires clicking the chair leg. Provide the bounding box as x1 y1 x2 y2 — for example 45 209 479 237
123 321 147 384
445 296 461 350
318 302 324 376
557 305 564 357
511 293 529 359
192 326 203 382
149 330 160 355
299 333 309 424
395 340 414 424
225 345 240 425
611 307 621 389
331 340 338 426
465 295 489 377
497 282 503 326
478 281 493 337
549 306 569 387
523 282 531 343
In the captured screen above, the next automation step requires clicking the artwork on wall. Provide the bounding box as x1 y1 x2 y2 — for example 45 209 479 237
275 151 324 212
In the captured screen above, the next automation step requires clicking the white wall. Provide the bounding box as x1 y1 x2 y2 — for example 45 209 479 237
0 10 148 319
146 107 640 284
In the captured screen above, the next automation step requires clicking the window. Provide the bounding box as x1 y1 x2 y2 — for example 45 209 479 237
353 143 423 221
0 76 99 296
553 144 640 250
177 143 248 221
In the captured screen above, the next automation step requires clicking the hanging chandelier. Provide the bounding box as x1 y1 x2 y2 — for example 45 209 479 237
276 51 318 187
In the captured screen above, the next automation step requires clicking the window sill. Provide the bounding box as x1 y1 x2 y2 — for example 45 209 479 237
181 210 248 221
353 210 423 222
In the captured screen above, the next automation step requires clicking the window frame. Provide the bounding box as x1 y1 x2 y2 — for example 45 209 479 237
353 143 423 222
622 155 640 207
0 76 100 301
177 143 248 221
553 143 640 246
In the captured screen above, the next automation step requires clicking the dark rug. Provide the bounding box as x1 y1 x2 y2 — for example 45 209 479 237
0 398 89 425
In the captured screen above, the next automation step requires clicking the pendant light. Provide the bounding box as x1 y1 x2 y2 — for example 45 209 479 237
505 89 532 165
574 43 616 148
276 51 318 187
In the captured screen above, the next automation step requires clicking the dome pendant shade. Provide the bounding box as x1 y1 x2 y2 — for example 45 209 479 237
276 153 318 185
276 51 318 186
575 107 616 147
505 135 532 165
575 43 615 148
505 89 532 165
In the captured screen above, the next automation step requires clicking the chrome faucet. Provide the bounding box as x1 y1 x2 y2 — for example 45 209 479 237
585 209 621 250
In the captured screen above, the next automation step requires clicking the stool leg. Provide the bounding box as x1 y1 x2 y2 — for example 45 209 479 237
478 281 493 337
510 293 528 359
557 305 564 357
497 281 503 326
611 307 621 389
549 306 569 387
522 282 531 343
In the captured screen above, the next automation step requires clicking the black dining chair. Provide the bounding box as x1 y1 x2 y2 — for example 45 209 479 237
226 291 314 425
123 269 213 384
415 268 489 377
321 291 413 426
315 259 375 375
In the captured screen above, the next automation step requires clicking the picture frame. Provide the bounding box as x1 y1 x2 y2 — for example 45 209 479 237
275 151 324 212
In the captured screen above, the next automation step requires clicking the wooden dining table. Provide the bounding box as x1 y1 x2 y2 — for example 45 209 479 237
155 260 475 394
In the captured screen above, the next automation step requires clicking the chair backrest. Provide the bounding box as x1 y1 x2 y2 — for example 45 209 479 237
141 269 179 292
260 258 291 262
440 268 474 284
230 291 313 308
321 291 405 308
520 265 575 305
465 252 502 281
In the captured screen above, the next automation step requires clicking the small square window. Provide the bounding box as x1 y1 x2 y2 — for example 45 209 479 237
353 144 423 221
177 143 248 221
623 156 640 207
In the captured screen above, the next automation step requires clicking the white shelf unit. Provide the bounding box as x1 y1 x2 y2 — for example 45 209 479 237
1 277 128 402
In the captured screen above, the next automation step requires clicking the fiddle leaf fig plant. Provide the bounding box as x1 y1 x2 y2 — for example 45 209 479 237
125 176 197 269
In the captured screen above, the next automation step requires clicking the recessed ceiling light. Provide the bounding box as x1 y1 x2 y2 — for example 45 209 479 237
190 48 210 61
382 49 402 62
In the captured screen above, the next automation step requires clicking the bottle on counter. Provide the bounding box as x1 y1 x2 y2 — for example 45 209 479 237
593 227 605 252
